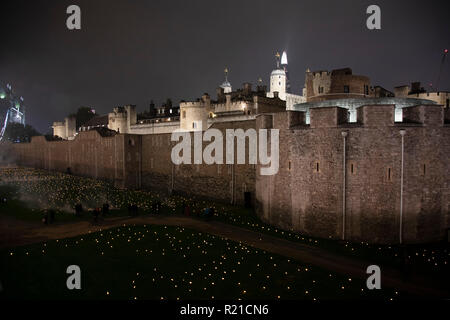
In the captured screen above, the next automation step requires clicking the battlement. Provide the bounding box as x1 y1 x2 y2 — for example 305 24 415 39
356 104 394 127
214 100 251 114
311 71 331 78
287 111 306 127
180 101 204 108
52 121 64 127
109 112 127 119
113 106 127 114
402 104 444 126
310 106 348 128
256 114 273 129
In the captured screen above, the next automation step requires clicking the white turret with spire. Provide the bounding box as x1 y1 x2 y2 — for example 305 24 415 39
266 50 306 109
269 52 287 100
220 67 232 93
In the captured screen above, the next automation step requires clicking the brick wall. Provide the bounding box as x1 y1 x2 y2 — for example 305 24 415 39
256 105 449 243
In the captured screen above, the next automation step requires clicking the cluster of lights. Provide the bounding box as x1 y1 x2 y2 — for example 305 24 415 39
1 167 447 301
4 224 402 300
1 167 448 274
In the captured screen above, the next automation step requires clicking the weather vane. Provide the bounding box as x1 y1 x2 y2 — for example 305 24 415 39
224 67 229 81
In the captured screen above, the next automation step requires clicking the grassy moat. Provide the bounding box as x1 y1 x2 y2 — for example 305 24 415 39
0 167 448 300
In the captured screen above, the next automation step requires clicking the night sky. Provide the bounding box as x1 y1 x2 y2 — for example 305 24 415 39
1 0 449 133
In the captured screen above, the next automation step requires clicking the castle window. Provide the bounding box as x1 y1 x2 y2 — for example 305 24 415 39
288 160 292 171
182 111 186 119
387 167 392 181
364 85 369 95
349 162 356 175
192 122 197 129
422 164 426 176
446 99 449 108
314 161 320 173
344 85 350 93
318 86 324 94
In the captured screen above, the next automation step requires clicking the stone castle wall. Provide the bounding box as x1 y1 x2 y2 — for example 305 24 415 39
8 120 257 206
255 105 449 243
140 120 256 205
5 105 449 244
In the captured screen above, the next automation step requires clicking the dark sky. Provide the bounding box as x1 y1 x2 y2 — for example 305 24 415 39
1 0 449 133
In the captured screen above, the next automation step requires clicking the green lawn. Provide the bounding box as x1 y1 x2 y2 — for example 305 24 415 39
0 224 402 300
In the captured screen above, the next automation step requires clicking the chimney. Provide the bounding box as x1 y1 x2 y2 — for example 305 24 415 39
243 83 252 95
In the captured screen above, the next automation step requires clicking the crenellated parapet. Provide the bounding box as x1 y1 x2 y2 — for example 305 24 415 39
310 106 349 128
255 102 449 244
402 105 444 126
304 67 371 102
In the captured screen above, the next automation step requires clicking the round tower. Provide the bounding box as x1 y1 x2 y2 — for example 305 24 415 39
269 52 286 100
180 94 211 131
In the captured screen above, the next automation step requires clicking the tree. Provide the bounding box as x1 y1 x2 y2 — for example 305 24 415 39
4 123 41 143
71 107 96 129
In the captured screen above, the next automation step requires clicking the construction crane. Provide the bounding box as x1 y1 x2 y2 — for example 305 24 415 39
435 49 448 92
